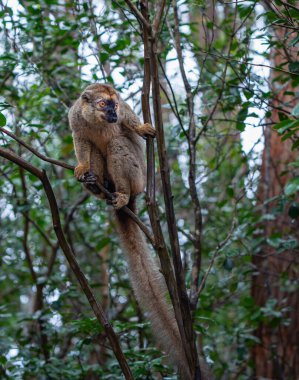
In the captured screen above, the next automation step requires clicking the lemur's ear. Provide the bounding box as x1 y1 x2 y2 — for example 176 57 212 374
81 91 92 102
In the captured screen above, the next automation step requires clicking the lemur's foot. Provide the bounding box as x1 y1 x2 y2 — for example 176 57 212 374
82 171 97 184
79 171 105 198
112 192 129 210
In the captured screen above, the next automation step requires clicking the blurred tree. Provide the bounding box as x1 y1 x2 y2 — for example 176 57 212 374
252 3 299 378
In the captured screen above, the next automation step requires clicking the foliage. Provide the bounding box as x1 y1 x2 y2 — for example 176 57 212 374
0 0 298 379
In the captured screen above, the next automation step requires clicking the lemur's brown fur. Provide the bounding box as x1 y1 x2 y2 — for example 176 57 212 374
68 83 155 208
68 84 206 379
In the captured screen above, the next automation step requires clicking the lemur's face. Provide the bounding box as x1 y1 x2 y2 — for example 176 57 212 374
81 84 119 124
94 96 119 123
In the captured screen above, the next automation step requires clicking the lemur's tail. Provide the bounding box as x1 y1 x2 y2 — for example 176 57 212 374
114 201 192 379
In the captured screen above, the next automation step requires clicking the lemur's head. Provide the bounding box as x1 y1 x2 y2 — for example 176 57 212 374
81 84 119 125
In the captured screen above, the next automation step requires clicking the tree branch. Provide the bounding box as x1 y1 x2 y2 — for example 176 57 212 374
1 126 155 247
152 0 166 36
197 216 236 297
0 147 134 380
119 0 150 30
172 0 203 312
0 126 73 170
136 1 200 378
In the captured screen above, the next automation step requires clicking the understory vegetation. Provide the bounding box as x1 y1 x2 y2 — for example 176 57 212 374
0 0 298 379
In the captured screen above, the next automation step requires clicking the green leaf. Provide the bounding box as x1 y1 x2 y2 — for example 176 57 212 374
292 139 299 150
99 52 109 62
284 177 299 196
291 103 299 117
289 34 299 47
289 62 299 74
288 203 299 219
226 186 234 198
273 119 299 134
0 112 6 126
0 355 7 365
96 237 110 250
236 122 245 131
281 129 297 141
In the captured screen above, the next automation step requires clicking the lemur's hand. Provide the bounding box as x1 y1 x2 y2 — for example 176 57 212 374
136 123 156 138
74 163 90 182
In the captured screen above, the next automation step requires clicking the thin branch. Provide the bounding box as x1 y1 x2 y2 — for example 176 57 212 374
197 217 236 297
95 181 155 247
195 4 238 143
121 0 150 30
195 49 299 76
178 227 195 243
65 193 90 226
110 0 142 37
172 0 203 312
0 127 74 170
25 213 55 249
19 167 38 284
152 0 166 36
157 57 187 136
277 0 299 12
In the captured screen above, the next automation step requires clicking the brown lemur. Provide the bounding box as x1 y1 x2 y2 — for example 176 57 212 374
68 83 202 379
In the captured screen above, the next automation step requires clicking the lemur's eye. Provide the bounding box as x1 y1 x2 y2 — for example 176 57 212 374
98 101 106 108
114 103 119 110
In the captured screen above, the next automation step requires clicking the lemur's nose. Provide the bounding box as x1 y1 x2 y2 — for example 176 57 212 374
106 112 117 123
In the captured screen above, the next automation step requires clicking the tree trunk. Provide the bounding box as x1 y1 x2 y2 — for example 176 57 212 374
252 21 299 380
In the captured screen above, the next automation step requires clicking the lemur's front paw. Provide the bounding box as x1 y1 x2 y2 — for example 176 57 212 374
112 192 129 210
75 164 90 182
138 123 156 138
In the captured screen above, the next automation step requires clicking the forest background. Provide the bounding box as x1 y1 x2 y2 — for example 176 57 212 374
0 0 298 379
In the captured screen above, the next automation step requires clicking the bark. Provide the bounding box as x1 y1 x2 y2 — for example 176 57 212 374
252 21 299 380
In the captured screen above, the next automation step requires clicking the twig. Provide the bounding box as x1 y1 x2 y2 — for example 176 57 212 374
0 127 73 170
65 193 90 226
24 213 55 249
157 57 187 136
277 0 299 12
197 217 236 297
117 0 150 30
152 0 166 36
19 167 38 284
195 49 299 76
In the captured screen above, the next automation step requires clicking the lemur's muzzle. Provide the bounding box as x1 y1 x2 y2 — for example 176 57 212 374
106 110 118 123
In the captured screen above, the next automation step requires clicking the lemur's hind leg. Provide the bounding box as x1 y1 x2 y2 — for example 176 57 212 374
83 145 106 199
107 137 145 209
